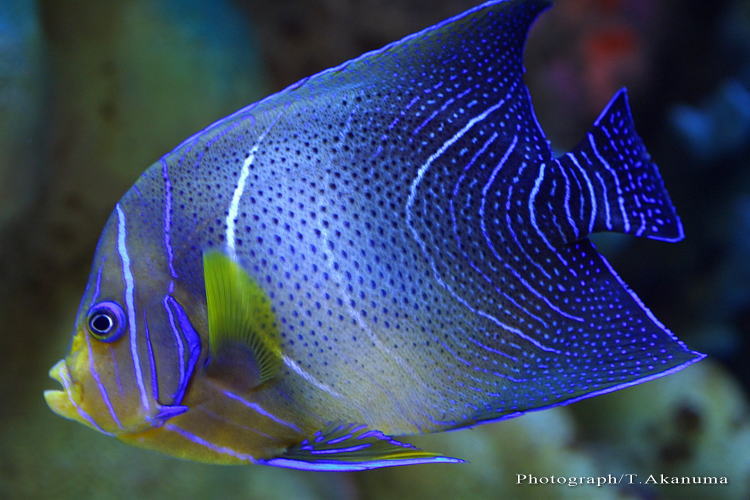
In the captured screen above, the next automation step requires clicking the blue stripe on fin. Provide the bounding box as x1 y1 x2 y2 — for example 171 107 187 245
260 423 463 471
170 0 554 158
263 456 463 472
560 88 684 242
438 237 705 432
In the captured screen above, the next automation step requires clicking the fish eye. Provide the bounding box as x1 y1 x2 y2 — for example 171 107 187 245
86 301 126 342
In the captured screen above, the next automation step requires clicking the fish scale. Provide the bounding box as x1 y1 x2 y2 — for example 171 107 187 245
45 0 704 470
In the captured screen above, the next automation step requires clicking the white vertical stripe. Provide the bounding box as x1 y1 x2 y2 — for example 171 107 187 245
226 111 287 256
588 132 630 233
529 163 569 266
567 154 597 234
406 98 507 220
282 355 343 399
556 160 579 237
226 146 258 255
116 204 151 412
406 100 560 353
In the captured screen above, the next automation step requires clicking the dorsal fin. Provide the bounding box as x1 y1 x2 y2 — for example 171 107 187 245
203 250 282 387
179 0 553 156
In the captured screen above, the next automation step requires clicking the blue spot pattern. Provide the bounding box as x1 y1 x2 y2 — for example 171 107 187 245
125 0 704 432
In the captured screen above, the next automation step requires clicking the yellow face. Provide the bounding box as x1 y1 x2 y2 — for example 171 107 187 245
44 206 205 438
43 202 301 465
44 299 162 436
43 286 274 466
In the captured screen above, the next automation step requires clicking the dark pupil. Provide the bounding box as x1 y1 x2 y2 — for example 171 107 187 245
91 314 113 334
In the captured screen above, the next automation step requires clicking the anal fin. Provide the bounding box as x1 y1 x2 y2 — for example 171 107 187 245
262 423 463 471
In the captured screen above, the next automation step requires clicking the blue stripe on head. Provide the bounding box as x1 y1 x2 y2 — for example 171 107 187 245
160 158 179 281
162 296 202 406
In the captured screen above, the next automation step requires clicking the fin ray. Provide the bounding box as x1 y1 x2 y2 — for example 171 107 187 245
262 423 463 471
203 250 282 385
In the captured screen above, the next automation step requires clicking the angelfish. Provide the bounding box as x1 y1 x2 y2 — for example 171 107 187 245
45 0 705 471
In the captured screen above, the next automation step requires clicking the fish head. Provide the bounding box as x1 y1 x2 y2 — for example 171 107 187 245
45 199 204 436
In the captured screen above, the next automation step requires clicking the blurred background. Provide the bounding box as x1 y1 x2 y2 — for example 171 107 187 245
1 0 749 498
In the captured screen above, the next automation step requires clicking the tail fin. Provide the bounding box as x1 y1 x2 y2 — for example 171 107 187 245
559 89 684 242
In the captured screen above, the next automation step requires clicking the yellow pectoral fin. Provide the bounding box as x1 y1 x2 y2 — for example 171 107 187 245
203 250 282 386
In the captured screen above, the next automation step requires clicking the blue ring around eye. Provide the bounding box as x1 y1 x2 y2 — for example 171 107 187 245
86 301 127 342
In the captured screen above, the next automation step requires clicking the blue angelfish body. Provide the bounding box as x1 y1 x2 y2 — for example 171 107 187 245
44 0 704 471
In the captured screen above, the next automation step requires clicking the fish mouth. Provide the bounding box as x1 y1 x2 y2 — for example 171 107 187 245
44 359 85 424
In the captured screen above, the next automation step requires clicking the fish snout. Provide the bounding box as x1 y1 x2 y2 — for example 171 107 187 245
44 359 86 423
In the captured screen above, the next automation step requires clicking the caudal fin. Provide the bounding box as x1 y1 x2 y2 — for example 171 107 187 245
559 89 684 242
